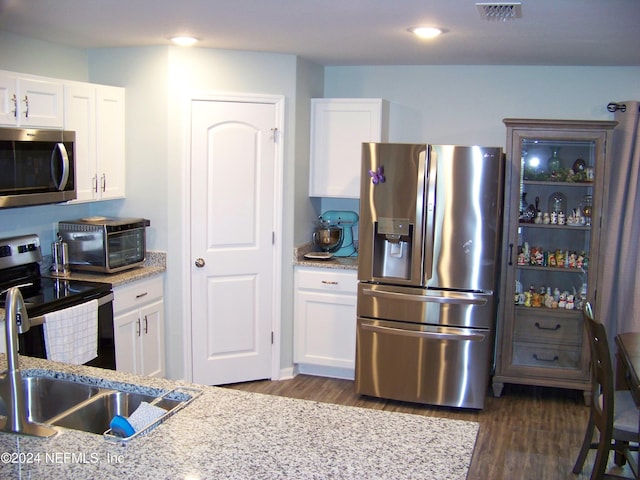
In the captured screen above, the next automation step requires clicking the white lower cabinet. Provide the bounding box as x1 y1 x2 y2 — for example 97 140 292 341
113 276 165 378
294 267 357 379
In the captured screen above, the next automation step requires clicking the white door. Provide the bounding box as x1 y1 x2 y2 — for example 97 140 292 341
190 99 277 385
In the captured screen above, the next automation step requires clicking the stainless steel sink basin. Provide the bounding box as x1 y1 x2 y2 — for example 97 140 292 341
0 376 101 423
0 374 199 438
51 391 181 435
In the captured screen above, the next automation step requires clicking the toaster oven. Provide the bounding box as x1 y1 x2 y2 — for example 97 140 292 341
58 217 150 273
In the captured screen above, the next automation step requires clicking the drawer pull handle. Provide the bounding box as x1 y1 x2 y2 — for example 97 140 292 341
533 354 559 363
534 322 561 331
321 280 338 285
135 292 148 299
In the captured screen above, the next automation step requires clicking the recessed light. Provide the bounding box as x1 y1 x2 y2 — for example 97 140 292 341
170 36 199 47
408 27 443 39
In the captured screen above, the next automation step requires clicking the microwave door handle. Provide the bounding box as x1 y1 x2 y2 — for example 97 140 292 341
361 287 489 305
50 142 70 190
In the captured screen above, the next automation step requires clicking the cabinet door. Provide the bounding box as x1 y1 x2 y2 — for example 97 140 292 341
309 98 385 198
295 289 357 369
294 268 357 373
64 82 97 201
0 73 63 127
0 74 17 125
18 77 64 128
114 309 140 374
96 85 125 199
139 300 165 378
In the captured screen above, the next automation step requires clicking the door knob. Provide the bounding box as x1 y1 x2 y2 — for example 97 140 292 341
194 258 205 268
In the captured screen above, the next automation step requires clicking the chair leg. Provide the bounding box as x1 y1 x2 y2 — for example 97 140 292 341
574 418 597 474
591 430 613 480
613 440 628 467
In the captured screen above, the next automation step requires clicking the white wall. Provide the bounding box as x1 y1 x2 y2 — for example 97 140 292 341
325 66 640 147
319 65 640 216
0 31 88 81
88 47 170 252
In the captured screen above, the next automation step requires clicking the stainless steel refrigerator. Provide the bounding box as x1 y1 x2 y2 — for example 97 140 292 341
356 143 504 409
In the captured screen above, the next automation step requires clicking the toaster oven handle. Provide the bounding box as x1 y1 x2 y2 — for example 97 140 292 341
51 142 70 191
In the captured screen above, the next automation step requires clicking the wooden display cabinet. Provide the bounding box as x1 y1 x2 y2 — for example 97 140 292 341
493 118 617 404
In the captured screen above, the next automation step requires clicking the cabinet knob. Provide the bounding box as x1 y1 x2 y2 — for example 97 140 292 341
194 258 206 268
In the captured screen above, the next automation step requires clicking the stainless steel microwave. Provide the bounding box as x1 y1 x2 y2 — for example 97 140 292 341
0 128 76 208
58 217 150 273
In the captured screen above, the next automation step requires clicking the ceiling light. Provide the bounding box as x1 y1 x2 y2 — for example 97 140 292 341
408 27 443 39
171 36 199 47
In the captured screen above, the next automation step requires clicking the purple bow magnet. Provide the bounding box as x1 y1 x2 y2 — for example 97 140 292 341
369 166 385 185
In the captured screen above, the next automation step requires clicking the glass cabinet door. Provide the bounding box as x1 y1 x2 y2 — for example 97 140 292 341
516 138 595 316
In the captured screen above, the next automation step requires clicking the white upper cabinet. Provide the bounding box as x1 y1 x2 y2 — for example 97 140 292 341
64 82 125 202
96 85 125 200
309 98 388 198
0 71 64 128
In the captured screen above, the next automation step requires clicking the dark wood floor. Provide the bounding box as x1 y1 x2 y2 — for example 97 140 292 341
225 375 634 480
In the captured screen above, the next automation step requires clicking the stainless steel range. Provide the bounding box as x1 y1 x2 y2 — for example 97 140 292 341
0 234 115 369
356 144 505 409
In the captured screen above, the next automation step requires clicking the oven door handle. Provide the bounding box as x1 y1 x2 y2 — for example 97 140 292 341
361 287 489 305
26 292 113 328
360 322 486 342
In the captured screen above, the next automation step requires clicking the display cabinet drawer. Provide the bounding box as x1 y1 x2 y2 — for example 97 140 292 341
512 342 582 370
514 309 583 345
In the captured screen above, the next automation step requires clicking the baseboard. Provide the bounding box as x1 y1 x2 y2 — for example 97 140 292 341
296 363 355 381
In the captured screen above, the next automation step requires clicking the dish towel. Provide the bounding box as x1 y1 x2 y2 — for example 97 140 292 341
43 299 99 365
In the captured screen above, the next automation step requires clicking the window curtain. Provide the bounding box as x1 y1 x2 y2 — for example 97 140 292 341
599 101 640 350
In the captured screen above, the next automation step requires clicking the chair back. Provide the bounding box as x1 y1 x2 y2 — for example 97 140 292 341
583 302 614 437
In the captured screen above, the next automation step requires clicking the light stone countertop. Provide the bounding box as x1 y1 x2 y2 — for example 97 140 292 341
0 252 166 323
0 355 478 479
40 251 167 288
293 244 358 271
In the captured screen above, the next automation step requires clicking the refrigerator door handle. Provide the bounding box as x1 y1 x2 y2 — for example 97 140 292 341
362 287 489 305
360 323 486 342
423 146 438 281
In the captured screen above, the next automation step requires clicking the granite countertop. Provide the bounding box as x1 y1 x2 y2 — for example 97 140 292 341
0 356 478 479
41 251 167 288
293 244 358 271
0 252 166 323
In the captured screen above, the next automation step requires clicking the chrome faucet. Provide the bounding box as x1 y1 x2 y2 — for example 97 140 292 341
0 286 56 437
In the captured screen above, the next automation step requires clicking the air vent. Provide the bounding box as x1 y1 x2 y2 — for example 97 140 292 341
476 2 522 20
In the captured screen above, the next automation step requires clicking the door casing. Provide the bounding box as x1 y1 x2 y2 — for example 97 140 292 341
180 91 284 383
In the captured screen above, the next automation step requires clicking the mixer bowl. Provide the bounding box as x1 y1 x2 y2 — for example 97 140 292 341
312 227 343 253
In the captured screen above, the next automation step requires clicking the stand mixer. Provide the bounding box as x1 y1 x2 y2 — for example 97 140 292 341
319 210 359 257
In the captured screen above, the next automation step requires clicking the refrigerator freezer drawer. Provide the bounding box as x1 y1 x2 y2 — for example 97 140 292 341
355 318 492 409
358 283 496 329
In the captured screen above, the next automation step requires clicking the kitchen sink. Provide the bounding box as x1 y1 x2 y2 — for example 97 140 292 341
0 374 200 438
51 391 181 435
0 376 101 423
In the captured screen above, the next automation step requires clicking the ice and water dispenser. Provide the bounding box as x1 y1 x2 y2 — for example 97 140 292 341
372 217 413 281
